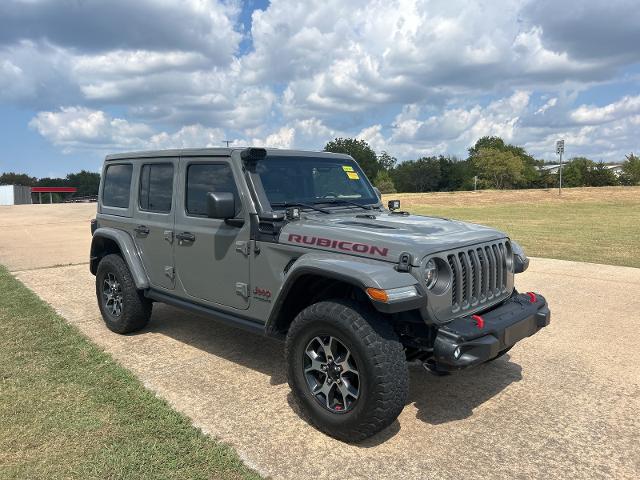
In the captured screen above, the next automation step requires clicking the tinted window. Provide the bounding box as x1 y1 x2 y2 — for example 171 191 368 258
252 156 377 207
186 163 241 216
139 164 174 213
103 164 133 208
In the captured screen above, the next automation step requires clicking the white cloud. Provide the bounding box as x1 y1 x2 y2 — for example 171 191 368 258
3 0 639 166
29 107 154 152
570 95 640 124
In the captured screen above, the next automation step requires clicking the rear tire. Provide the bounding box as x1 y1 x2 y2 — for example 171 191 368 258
96 254 152 334
285 299 408 442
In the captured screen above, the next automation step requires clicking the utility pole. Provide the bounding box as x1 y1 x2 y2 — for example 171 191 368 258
223 140 232 147
556 139 565 195
473 175 478 192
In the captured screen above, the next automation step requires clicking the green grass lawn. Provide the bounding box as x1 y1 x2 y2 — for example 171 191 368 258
0 266 260 480
407 194 640 268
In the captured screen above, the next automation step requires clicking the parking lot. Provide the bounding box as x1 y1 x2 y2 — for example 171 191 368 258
3 203 639 479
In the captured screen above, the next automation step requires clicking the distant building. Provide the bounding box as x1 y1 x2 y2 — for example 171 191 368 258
606 165 624 176
539 164 563 175
0 185 32 205
538 163 624 176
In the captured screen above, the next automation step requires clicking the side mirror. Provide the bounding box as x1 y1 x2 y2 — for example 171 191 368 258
388 199 400 211
206 192 235 219
373 187 382 199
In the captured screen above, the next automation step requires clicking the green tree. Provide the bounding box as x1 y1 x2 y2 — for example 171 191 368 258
324 138 380 180
377 151 397 171
373 170 396 194
620 153 640 185
587 163 619 187
562 157 595 187
471 147 523 189
437 156 475 191
468 136 540 188
66 170 101 196
391 157 441 192
0 172 37 186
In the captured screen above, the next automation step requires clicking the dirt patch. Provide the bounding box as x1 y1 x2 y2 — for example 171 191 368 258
0 203 95 271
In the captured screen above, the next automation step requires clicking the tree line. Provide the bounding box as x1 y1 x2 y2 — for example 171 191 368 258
0 170 101 200
324 136 640 193
2 137 639 199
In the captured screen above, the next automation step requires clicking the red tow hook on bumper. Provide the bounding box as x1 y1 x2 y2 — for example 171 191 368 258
471 314 484 329
527 292 537 303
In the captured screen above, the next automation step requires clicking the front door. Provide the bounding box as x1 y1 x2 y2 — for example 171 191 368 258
173 158 251 310
132 160 177 290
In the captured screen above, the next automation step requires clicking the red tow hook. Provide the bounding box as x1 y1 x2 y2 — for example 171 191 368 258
526 292 537 303
471 314 484 329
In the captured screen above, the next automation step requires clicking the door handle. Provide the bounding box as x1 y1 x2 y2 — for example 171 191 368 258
134 225 150 235
176 232 196 243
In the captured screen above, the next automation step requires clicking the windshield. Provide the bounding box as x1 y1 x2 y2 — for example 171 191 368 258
252 156 379 209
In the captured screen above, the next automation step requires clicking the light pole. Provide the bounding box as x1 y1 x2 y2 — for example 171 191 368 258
556 139 565 195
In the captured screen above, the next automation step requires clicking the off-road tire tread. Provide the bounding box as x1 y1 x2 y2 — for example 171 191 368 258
286 299 408 442
96 254 152 334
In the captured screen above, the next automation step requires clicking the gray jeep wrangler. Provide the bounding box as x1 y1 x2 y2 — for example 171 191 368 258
90 147 550 441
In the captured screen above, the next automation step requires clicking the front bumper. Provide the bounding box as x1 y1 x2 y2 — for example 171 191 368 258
433 292 550 370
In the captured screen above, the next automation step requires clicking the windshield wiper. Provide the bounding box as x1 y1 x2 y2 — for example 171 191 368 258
313 199 376 211
270 202 331 214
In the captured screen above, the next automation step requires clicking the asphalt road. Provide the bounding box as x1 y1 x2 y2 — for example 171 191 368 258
3 204 639 479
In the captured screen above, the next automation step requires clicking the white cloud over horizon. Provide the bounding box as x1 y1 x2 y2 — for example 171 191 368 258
2 0 639 165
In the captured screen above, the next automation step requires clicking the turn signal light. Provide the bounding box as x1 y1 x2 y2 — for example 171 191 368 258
366 286 419 303
366 288 388 303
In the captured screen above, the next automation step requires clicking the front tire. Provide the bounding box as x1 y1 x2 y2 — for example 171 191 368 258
285 299 408 442
96 254 152 334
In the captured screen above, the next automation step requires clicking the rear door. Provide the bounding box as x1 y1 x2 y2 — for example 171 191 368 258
132 159 177 291
173 157 251 310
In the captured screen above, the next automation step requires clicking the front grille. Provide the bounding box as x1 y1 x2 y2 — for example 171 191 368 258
447 240 511 313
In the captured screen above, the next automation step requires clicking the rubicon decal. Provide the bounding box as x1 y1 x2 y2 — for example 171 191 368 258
287 234 389 257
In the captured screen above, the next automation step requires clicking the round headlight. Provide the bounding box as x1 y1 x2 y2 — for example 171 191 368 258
424 259 438 289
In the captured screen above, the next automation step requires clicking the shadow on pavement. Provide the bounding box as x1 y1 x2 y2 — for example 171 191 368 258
409 358 522 425
145 304 288 385
146 304 522 434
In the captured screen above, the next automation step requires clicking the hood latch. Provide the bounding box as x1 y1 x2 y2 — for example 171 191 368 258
397 252 413 272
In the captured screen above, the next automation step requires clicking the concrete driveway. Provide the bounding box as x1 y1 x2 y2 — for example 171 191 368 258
3 204 639 479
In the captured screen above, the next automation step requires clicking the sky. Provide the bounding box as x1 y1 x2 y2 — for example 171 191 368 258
0 0 639 177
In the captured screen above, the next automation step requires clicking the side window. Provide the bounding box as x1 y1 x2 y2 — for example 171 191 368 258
103 164 133 208
186 163 240 217
139 164 174 213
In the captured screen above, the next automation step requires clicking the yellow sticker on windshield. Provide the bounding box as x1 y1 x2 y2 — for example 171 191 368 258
342 165 354 172
346 171 360 180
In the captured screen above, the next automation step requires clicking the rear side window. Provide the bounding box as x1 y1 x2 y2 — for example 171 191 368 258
103 164 133 208
139 164 174 213
186 163 240 216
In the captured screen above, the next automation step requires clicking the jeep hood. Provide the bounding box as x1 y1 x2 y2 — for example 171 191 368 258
279 211 507 265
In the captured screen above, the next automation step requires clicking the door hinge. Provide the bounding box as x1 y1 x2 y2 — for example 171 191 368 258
163 230 174 244
235 240 250 256
235 282 249 298
164 266 175 279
